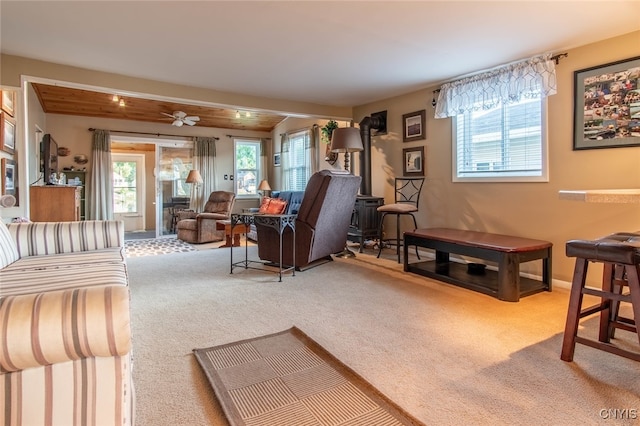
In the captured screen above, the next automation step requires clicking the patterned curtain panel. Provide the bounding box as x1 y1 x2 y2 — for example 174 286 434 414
435 53 557 118
260 138 269 182
191 137 217 211
308 126 318 176
88 129 114 220
280 133 290 190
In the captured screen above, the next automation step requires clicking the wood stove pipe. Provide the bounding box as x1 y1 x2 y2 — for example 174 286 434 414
358 115 385 196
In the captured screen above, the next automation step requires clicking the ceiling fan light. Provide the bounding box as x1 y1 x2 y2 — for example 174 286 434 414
173 119 183 127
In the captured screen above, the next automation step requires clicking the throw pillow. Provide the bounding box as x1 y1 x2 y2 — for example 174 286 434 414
258 197 273 213
265 198 287 214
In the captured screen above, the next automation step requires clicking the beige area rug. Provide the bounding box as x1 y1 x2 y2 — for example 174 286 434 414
194 327 424 426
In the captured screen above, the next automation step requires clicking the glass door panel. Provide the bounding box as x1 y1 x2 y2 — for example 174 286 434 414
157 145 194 237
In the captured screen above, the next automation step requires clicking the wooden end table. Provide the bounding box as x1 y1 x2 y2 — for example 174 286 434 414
216 220 249 247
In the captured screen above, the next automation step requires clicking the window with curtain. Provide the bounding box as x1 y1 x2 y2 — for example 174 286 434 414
437 53 555 182
234 140 261 197
283 130 312 191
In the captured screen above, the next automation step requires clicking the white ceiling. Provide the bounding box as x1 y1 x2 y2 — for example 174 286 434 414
2 1 640 109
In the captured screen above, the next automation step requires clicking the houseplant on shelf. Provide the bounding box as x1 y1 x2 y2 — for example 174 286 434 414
321 120 339 165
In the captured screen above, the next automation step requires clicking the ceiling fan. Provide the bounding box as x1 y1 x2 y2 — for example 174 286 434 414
161 111 200 127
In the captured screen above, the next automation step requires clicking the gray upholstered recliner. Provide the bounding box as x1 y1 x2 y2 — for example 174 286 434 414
255 170 361 269
176 191 235 243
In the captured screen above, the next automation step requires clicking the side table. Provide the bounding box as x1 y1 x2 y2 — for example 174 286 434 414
216 219 249 247
230 213 296 282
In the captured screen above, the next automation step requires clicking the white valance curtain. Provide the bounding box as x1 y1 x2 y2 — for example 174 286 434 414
435 53 557 118
88 129 113 220
191 137 216 211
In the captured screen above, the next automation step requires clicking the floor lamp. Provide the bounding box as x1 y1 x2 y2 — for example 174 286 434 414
186 169 203 211
330 127 364 258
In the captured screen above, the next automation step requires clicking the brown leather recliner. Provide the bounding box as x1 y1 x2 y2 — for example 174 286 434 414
255 170 361 269
176 191 235 243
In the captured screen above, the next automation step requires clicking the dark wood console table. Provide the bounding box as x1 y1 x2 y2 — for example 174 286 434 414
403 228 552 302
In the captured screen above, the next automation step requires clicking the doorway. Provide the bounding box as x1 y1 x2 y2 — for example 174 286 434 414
111 137 194 239
112 153 146 232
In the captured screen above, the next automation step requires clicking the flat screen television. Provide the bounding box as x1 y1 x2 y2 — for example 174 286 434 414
40 134 59 184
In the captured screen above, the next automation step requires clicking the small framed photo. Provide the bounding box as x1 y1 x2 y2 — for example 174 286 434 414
274 152 281 167
573 56 640 150
402 146 425 177
1 158 17 197
1 91 15 117
1 111 16 154
402 110 426 142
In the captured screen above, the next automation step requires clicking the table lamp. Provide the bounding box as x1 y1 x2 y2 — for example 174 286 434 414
330 127 363 173
258 179 272 198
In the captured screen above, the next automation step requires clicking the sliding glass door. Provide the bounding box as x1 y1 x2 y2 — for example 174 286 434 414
156 144 194 237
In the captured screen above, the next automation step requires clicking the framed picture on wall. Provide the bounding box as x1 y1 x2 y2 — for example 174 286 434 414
402 110 426 142
402 146 425 177
573 56 640 150
274 152 281 167
1 158 17 198
1 91 15 117
1 111 16 154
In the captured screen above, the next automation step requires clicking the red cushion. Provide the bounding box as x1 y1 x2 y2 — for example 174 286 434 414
258 197 272 213
265 198 287 214
258 197 288 214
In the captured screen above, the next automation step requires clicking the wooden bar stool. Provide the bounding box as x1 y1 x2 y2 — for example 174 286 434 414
561 233 640 362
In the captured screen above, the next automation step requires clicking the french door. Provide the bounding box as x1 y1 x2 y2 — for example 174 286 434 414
112 153 146 232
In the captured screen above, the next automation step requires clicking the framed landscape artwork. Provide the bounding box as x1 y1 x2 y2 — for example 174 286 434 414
402 110 426 142
573 56 640 150
274 153 281 167
1 112 16 154
1 91 15 117
402 146 424 177
1 158 17 201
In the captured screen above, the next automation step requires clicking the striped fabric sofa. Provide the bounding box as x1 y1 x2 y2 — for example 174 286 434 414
0 220 134 426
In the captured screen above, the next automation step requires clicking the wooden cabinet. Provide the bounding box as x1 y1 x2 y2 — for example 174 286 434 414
30 186 81 222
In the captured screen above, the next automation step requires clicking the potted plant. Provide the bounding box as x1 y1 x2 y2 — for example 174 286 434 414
321 120 339 165
321 120 339 145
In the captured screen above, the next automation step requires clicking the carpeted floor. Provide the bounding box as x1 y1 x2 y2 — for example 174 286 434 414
127 245 640 425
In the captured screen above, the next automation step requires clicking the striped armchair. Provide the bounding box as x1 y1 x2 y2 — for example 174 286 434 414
0 220 134 426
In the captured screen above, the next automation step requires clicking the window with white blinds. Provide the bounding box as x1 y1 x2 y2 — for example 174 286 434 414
283 130 311 191
453 96 548 182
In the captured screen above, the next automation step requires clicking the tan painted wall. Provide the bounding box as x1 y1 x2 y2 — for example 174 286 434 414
354 31 640 285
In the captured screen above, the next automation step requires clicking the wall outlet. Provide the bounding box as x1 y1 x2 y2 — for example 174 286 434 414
224 174 228 180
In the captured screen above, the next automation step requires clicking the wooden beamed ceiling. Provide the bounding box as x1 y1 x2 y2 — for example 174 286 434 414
31 83 288 132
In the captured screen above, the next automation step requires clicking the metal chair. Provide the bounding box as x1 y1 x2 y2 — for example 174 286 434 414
377 177 425 263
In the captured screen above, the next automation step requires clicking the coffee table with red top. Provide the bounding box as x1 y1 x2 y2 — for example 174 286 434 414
216 220 249 248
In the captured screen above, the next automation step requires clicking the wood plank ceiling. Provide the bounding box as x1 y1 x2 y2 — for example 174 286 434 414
32 83 288 132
